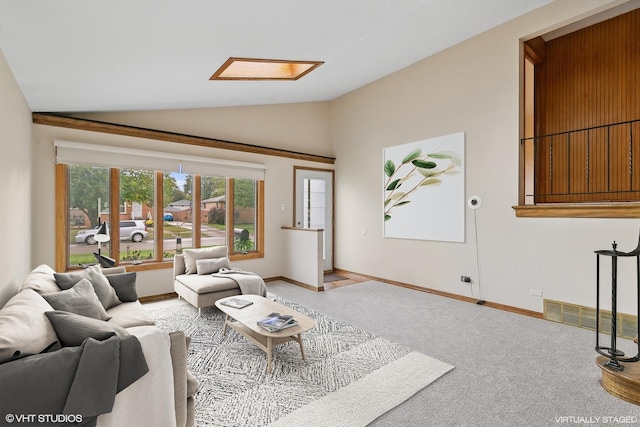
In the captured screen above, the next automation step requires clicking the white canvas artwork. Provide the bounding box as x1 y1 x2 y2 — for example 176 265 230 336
383 132 465 242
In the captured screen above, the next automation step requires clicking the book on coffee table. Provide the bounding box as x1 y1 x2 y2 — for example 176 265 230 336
258 320 298 332
219 297 253 309
257 312 295 331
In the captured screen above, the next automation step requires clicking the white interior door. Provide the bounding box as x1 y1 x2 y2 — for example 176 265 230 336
295 168 333 271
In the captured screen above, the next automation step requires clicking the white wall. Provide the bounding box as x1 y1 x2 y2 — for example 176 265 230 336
281 228 324 289
330 0 639 314
25 0 639 314
0 48 33 307
32 102 332 297
74 102 332 158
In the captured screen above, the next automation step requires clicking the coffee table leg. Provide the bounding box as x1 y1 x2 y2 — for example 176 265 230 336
222 314 229 335
297 334 306 360
267 337 273 373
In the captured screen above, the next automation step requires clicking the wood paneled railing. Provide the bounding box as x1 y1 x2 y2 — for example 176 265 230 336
522 119 640 204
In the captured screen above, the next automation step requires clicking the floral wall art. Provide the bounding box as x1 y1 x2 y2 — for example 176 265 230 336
383 132 465 242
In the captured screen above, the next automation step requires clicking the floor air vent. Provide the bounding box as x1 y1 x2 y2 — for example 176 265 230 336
544 299 637 340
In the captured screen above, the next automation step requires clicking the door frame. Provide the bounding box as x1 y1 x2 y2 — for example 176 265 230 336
293 166 335 272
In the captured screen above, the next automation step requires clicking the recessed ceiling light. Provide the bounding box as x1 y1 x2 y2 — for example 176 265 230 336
210 57 324 81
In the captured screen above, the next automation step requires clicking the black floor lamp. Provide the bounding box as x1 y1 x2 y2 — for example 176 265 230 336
93 222 116 268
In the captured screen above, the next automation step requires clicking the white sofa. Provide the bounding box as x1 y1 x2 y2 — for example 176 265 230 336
173 246 267 315
0 264 198 427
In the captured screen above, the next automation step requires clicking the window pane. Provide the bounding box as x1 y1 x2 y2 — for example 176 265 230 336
68 164 109 268
119 169 154 264
163 173 192 258
161 172 179 259
303 178 326 229
233 178 256 253
202 176 227 249
303 177 327 260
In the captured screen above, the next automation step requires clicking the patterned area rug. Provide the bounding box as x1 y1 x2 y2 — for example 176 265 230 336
147 295 453 427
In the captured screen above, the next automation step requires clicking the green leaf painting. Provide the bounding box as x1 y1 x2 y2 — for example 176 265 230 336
384 147 462 221
386 179 401 191
402 149 422 164
411 159 437 169
384 160 396 177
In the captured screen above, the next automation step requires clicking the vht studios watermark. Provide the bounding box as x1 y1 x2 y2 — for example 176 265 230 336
555 416 639 424
4 413 83 424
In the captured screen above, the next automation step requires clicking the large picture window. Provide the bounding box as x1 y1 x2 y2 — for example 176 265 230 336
56 142 265 271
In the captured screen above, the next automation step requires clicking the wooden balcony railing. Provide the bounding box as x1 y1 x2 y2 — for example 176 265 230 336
521 119 640 204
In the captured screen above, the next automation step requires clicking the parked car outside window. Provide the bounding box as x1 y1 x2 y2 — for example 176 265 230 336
75 220 149 245
163 213 174 221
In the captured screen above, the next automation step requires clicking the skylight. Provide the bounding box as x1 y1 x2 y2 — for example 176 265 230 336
210 57 323 81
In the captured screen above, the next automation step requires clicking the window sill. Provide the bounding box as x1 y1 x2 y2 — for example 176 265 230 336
230 251 264 261
512 203 640 218
121 261 174 272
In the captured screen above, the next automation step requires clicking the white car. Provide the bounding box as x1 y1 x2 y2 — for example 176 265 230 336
75 220 149 245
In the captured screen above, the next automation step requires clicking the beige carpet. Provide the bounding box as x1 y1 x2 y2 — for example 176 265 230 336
268 351 452 427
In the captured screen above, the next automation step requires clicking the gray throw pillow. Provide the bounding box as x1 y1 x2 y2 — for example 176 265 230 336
54 264 121 310
45 310 129 347
196 257 230 275
105 272 138 302
42 279 111 321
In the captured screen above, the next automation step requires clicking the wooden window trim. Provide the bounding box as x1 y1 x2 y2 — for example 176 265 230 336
512 203 640 218
110 168 120 262
228 180 265 261
193 175 201 249
155 172 164 263
226 178 234 252
55 164 69 272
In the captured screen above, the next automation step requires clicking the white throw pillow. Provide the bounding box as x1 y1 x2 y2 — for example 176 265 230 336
196 257 230 275
183 246 228 275
21 264 60 294
0 290 58 361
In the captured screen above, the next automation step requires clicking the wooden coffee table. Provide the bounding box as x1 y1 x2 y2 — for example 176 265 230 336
215 295 316 373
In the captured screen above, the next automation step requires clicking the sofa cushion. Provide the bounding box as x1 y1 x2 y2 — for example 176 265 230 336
196 257 230 275
42 279 111 321
0 289 58 362
106 301 156 328
21 264 60 294
169 331 188 427
102 266 127 275
45 310 129 347
186 370 200 397
106 272 138 302
183 246 228 275
54 265 121 309
175 274 239 294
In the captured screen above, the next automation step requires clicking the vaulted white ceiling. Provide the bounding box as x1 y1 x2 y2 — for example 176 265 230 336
0 0 552 113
